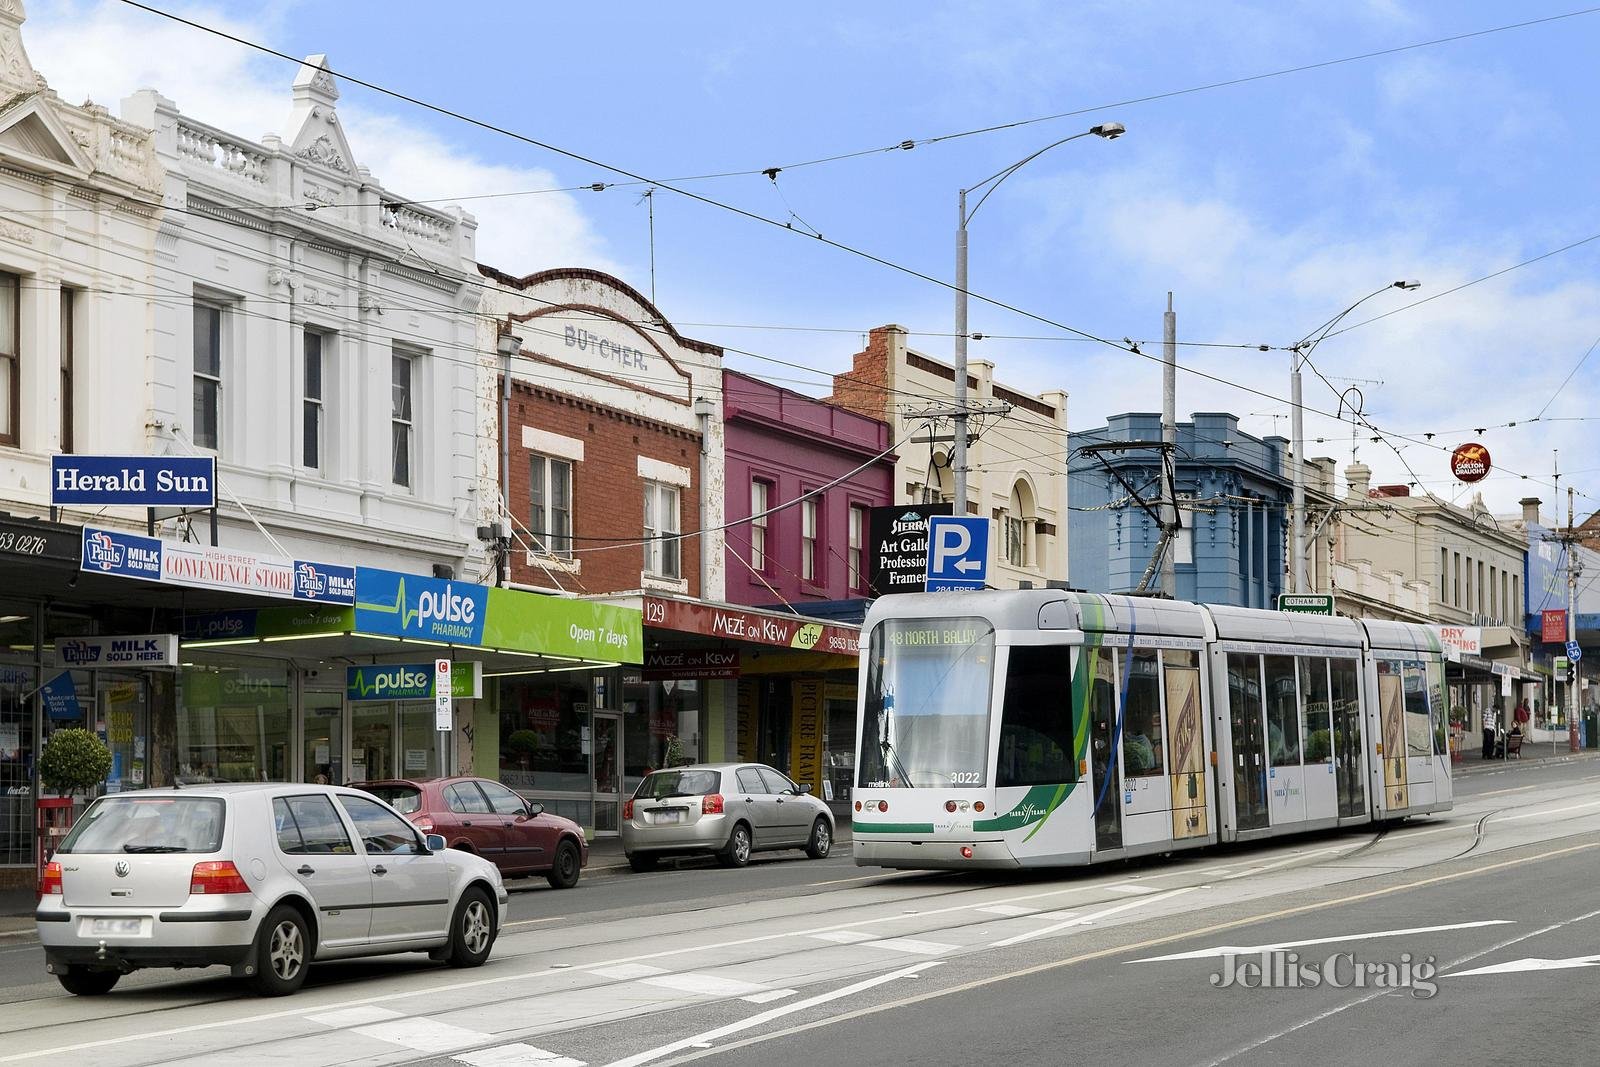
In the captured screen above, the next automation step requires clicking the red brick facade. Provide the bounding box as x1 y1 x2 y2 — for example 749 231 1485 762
826 326 894 423
507 381 703 596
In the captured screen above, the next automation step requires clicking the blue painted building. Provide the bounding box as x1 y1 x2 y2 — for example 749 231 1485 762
1068 412 1332 608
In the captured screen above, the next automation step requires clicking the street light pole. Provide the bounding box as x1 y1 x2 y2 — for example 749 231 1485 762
1288 279 1419 594
952 122 1124 516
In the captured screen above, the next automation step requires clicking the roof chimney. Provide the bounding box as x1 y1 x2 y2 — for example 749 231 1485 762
1520 497 1542 526
1345 462 1371 499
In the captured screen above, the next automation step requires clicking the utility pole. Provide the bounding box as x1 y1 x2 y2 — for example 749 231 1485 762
1569 487 1581 753
1290 345 1306 595
1160 292 1178 598
953 190 971 515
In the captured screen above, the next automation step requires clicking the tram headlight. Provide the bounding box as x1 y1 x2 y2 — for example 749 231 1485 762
854 801 862 812
945 800 958 813
960 846 974 859
973 801 985 812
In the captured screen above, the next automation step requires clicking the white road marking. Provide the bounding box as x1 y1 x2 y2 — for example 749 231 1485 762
1105 884 1157 895
1500 799 1600 821
601 963 941 1067
1450 954 1600 976
1131 919 1515 963
355 1018 492 1054
588 963 669 980
455 1043 587 1066
305 1005 405 1027
864 938 956 955
992 888 1194 948
742 989 798 1004
641 973 770 998
976 904 1039 916
808 930 875 944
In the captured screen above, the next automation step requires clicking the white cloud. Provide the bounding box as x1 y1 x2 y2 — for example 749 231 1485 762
23 0 616 273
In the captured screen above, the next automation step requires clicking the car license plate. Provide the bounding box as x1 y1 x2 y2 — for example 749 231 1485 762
87 918 143 936
655 809 682 825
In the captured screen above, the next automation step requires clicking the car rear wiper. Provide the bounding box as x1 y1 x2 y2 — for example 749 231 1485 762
122 844 188 853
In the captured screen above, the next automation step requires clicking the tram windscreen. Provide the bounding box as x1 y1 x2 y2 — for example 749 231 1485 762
859 617 995 789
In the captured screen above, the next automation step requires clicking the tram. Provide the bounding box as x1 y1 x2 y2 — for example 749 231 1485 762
853 590 1452 869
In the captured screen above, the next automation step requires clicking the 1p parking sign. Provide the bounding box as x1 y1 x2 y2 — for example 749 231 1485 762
434 658 453 732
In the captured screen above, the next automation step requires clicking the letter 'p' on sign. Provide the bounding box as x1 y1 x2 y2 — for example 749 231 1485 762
435 658 453 732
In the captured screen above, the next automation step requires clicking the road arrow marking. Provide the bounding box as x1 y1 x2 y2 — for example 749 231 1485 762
1451 954 1600 976
1130 919 1514 963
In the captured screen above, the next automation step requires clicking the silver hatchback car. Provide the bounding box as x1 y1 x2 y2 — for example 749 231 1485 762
36 783 509 997
620 763 834 872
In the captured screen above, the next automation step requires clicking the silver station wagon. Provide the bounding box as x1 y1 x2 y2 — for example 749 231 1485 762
35 783 509 996
620 763 835 871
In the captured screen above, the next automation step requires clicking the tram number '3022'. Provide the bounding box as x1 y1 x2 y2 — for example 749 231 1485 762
0 532 48 556
949 771 981 784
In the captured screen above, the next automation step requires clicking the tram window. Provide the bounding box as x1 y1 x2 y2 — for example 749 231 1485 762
1124 649 1163 777
1264 655 1301 767
997 646 1075 787
1299 658 1333 764
1403 662 1432 757
1429 659 1448 756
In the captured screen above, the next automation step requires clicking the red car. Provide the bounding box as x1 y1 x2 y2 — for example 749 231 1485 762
357 776 588 889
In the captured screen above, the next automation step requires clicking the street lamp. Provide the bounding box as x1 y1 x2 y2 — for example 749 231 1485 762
1288 279 1419 593
951 122 1125 514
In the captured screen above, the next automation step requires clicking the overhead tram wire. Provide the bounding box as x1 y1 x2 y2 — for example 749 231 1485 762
106 4 1600 211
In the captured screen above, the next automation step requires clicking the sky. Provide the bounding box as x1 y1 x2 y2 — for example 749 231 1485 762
22 1 1600 520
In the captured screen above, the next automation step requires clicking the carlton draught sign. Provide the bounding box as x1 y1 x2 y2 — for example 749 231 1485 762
1450 442 1491 484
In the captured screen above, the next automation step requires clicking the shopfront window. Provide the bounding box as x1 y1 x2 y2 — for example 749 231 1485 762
177 666 292 783
500 677 593 825
623 678 701 797
398 702 443 779
0 633 34 867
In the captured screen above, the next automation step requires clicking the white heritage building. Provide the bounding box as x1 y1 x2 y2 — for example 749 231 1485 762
0 1 486 578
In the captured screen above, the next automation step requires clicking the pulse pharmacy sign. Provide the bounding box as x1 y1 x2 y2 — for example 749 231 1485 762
354 568 489 645
52 456 216 507
345 661 483 701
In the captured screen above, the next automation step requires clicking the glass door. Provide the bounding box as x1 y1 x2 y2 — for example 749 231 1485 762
398 701 446 779
593 713 622 834
304 691 343 784
350 702 395 783
1089 648 1122 852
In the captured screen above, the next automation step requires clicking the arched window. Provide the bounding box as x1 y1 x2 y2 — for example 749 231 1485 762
1005 480 1036 567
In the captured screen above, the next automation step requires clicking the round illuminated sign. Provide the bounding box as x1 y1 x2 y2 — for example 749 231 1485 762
1451 442 1491 483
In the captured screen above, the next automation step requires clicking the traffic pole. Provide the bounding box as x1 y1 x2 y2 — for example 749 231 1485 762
1568 488 1580 753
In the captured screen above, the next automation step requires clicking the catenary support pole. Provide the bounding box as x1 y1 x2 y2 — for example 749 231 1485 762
1161 292 1177 598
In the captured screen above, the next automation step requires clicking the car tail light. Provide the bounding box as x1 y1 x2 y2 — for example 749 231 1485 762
38 861 62 898
190 861 252 896
415 816 435 833
623 799 634 820
702 793 724 815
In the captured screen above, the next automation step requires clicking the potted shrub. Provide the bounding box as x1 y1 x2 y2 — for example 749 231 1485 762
38 728 113 797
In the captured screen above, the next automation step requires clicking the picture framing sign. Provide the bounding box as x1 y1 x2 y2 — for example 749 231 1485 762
52 455 216 507
868 504 952 596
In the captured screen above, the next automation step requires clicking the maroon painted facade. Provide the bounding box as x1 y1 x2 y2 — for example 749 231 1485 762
722 370 893 606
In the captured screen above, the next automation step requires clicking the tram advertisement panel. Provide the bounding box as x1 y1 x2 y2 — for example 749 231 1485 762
1165 666 1207 839
1378 665 1409 809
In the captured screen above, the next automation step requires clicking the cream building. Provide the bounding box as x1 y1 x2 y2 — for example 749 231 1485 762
829 324 1068 588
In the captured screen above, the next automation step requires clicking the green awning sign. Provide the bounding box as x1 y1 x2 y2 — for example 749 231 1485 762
346 662 483 701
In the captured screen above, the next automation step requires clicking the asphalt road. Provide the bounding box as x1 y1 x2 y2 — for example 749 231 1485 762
0 754 1595 1066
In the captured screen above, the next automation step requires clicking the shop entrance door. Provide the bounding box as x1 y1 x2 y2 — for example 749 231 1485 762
304 691 343 784
350 703 394 783
593 713 622 835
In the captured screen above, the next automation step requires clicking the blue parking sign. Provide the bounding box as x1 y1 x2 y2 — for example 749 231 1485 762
924 516 989 591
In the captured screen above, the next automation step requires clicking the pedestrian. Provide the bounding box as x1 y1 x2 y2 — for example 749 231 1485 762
1514 699 1531 730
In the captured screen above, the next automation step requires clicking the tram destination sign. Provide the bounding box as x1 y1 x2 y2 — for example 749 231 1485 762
52 455 216 507
1277 593 1335 616
868 504 952 596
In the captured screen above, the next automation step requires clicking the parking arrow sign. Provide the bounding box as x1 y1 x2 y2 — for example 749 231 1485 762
925 516 989 591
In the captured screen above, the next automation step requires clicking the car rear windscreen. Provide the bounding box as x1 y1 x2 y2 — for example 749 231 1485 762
635 769 720 799
361 784 422 814
57 796 226 854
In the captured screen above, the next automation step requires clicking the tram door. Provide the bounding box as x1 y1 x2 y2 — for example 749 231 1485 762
1089 648 1122 851
1227 654 1269 831
1330 659 1366 817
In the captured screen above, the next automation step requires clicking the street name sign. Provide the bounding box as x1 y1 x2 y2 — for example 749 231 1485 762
1277 594 1334 615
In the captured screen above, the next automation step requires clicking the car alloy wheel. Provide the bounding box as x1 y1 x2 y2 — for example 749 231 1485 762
461 898 492 957
806 817 831 859
268 918 305 982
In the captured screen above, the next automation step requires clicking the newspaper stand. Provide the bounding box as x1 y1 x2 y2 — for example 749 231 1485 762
36 796 76 887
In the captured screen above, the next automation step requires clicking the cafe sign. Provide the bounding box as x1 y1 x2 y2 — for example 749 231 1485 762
643 649 740 681
642 595 859 657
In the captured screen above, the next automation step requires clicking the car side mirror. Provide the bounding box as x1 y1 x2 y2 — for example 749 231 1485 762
525 802 543 817
424 833 446 853
798 783 813 795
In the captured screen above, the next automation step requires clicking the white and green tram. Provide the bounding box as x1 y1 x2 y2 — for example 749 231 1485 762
853 590 1452 870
